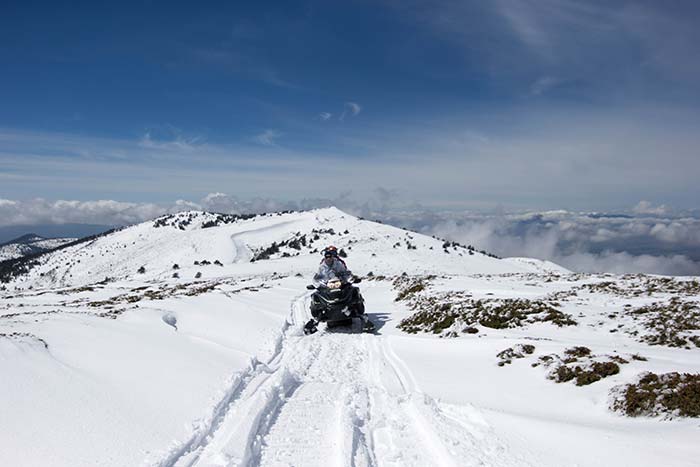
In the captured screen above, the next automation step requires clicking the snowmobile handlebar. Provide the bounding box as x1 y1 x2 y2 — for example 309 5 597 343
306 276 362 290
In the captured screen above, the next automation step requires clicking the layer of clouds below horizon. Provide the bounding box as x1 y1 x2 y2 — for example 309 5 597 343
408 212 700 277
0 195 698 276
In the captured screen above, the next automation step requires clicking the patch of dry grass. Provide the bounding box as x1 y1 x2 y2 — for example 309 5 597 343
610 372 700 418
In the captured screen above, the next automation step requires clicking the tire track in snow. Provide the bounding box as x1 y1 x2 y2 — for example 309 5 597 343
256 333 378 467
230 235 252 264
155 283 529 467
368 336 531 467
151 291 309 467
229 220 299 264
365 337 455 466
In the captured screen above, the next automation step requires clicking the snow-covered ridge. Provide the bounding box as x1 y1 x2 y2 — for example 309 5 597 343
2 207 554 290
0 234 76 262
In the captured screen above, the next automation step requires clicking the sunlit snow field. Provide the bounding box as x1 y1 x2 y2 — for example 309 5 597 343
1 208 698 466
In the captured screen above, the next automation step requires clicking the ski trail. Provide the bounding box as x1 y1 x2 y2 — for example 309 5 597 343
229 220 299 264
365 336 456 467
368 337 531 467
257 382 343 466
155 283 530 467
151 292 308 467
230 234 252 264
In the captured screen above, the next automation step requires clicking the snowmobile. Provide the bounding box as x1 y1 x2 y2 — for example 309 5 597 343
304 278 374 335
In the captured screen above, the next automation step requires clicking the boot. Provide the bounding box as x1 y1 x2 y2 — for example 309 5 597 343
303 319 318 335
360 315 375 332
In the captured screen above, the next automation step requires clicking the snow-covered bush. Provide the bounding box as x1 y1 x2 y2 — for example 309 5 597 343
497 344 535 366
627 299 700 348
536 348 623 386
610 372 700 418
398 288 576 336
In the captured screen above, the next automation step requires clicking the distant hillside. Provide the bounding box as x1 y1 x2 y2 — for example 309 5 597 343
0 223 114 244
0 208 557 289
0 234 45 247
0 233 77 262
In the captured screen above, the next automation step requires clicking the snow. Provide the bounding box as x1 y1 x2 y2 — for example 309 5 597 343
0 236 76 261
0 243 30 261
1 207 698 466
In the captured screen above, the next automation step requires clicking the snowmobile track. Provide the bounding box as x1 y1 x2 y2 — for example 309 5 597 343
153 291 309 467
155 283 526 467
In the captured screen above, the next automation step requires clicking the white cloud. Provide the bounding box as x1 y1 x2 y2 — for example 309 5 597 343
413 208 700 276
318 112 333 121
254 129 282 146
138 125 204 152
554 251 700 276
346 102 361 116
0 198 170 227
200 193 242 213
340 102 362 121
633 200 671 216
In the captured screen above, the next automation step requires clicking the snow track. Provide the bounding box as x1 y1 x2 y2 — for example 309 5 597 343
157 287 525 467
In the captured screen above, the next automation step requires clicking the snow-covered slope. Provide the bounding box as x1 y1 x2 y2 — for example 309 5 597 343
1 207 698 467
0 233 76 261
5 207 540 290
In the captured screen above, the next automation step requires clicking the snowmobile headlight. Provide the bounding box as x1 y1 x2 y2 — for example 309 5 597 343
328 280 342 289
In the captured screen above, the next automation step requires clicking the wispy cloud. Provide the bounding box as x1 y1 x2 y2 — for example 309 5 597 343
391 1 700 97
346 102 362 116
2 104 699 210
495 0 556 58
339 101 362 121
139 125 204 151
318 112 333 121
254 129 282 146
632 200 671 216
529 75 560 96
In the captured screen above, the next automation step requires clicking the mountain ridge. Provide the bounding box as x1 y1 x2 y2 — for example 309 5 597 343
3 207 563 290
0 233 78 263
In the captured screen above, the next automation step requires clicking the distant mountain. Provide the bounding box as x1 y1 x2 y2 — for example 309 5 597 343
0 233 44 247
0 233 78 262
0 208 557 288
0 223 115 244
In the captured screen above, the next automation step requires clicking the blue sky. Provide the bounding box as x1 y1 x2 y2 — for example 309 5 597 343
1 0 700 210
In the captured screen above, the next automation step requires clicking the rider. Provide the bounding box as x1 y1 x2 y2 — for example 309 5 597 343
305 245 373 334
313 245 352 287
